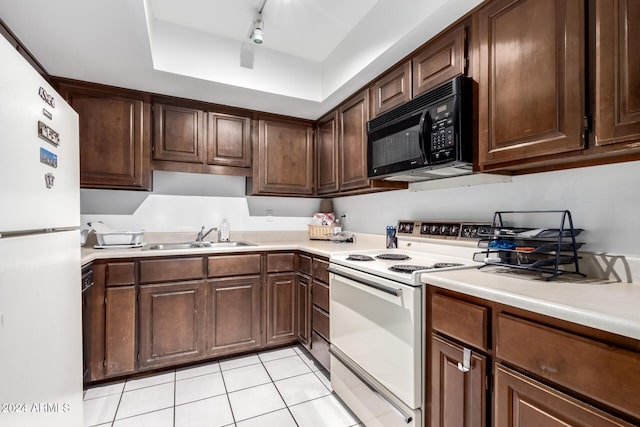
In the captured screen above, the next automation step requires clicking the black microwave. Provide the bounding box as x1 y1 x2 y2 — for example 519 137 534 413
367 75 473 181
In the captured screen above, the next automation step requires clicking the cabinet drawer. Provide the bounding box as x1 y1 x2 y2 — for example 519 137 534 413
310 331 330 371
139 257 204 283
208 254 261 278
495 364 635 427
267 253 295 273
298 253 312 276
432 294 488 351
313 258 330 284
312 281 329 313
497 314 640 420
106 262 135 287
312 306 330 341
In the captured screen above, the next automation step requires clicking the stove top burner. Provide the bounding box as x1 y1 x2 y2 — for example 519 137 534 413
388 264 431 273
346 254 375 261
433 262 464 269
376 253 411 261
388 262 466 273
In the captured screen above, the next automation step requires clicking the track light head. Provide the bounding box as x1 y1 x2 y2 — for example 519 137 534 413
251 18 264 44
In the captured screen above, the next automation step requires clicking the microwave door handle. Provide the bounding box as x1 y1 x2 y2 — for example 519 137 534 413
418 110 430 164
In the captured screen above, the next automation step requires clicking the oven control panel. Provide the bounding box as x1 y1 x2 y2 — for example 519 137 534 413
397 220 491 240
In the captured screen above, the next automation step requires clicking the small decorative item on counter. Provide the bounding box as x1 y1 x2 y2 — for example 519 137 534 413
88 221 144 248
386 226 397 249
219 218 230 242
312 212 335 226
332 216 342 235
309 212 337 240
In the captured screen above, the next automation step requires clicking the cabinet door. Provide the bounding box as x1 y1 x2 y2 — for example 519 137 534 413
296 274 311 346
265 273 297 345
594 0 640 147
253 119 314 195
339 90 370 191
59 84 151 190
153 103 205 163
207 113 251 167
139 281 205 368
205 276 261 356
372 61 412 117
495 364 635 427
477 0 585 168
104 286 136 377
316 111 340 195
413 24 466 97
431 335 487 427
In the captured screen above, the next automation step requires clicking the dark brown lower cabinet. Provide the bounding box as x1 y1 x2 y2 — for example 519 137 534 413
431 334 487 427
265 273 297 345
495 365 634 427
139 281 206 369
104 286 137 377
296 274 311 346
205 276 261 356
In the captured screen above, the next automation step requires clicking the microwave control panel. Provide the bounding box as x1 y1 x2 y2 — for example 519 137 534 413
429 97 456 163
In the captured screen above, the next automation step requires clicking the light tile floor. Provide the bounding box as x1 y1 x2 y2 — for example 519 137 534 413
83 345 362 427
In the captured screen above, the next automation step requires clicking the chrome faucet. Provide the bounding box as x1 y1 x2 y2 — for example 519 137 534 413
195 226 217 242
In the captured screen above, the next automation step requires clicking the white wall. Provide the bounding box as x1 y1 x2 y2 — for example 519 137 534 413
80 162 640 256
80 171 320 234
333 161 640 256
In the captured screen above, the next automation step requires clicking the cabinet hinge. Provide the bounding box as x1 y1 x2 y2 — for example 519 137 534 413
103 359 107 368
137 352 140 361
464 56 470 74
486 374 493 392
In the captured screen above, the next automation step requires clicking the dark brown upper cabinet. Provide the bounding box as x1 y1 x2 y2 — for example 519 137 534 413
338 90 370 192
207 113 251 168
413 23 467 97
371 61 412 118
316 111 340 195
153 103 205 163
477 0 585 169
57 81 152 190
152 102 252 176
248 117 314 196
593 0 640 149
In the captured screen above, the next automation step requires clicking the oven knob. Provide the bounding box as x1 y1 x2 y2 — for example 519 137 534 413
440 225 450 235
430 225 439 235
450 225 460 236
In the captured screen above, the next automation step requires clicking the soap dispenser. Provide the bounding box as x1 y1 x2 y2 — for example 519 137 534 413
220 219 230 242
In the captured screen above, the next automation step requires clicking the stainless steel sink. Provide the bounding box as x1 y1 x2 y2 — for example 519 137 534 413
142 241 256 251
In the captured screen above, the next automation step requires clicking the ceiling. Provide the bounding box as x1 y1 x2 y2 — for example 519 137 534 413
0 0 482 119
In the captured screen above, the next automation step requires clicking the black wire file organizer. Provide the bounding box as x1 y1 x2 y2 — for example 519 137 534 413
473 210 585 281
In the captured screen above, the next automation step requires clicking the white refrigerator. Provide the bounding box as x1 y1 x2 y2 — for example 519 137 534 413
0 36 83 426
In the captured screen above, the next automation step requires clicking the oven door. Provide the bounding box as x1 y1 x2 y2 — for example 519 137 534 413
329 265 422 410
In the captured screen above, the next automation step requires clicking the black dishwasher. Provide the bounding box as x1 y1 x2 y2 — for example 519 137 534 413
81 264 94 384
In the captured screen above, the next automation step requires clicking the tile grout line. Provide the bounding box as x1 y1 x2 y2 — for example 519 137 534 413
218 361 238 426
257 348 302 427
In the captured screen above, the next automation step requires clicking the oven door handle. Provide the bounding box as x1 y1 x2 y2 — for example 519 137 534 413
329 347 413 424
327 267 402 297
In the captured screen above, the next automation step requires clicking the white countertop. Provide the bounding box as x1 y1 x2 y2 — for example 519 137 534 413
421 267 640 341
81 231 384 265
80 231 640 341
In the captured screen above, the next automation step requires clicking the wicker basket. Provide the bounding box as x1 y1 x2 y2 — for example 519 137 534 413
308 225 333 240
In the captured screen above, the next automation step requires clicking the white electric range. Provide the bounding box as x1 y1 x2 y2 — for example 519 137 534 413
328 222 486 427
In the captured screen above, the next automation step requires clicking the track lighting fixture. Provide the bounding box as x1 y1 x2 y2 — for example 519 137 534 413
251 16 264 44
248 0 268 45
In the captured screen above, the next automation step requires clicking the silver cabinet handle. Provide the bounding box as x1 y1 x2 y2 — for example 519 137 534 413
329 347 413 424
457 347 472 372
327 267 402 297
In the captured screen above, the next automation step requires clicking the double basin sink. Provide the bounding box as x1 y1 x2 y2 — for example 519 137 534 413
143 241 256 251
